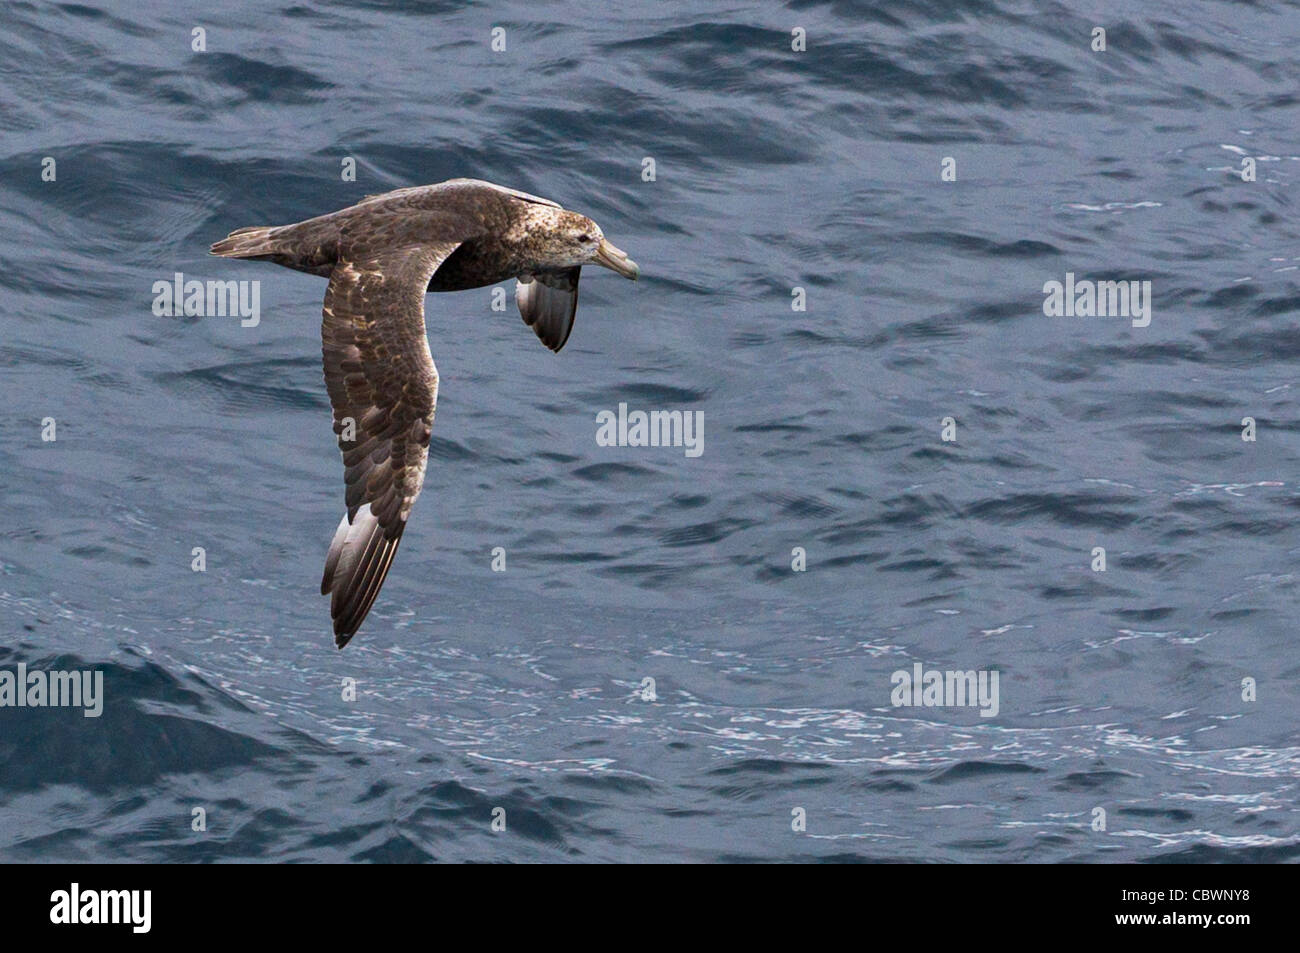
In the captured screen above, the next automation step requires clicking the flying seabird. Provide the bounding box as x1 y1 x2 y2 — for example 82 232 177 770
210 178 640 648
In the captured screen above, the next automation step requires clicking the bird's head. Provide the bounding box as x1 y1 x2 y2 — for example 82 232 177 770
537 210 640 279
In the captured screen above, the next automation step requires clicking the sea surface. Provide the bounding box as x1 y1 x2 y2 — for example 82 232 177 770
1 0 1298 863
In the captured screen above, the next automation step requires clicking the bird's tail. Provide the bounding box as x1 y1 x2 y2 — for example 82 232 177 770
210 225 281 259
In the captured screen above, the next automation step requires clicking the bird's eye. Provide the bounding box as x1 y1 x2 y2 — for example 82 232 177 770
576 233 591 243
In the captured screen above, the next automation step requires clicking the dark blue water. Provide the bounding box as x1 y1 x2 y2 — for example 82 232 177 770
1 0 1298 862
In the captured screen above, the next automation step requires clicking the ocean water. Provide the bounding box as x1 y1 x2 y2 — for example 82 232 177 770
1 0 1298 863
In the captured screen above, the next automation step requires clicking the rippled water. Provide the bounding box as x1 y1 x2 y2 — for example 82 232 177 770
1 0 1298 862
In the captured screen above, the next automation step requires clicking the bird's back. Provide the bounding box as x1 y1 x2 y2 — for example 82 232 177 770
211 179 559 282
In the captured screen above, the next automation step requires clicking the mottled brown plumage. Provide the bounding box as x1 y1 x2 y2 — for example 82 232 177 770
210 178 639 647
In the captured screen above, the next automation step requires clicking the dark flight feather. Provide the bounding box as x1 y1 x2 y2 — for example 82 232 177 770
517 267 580 352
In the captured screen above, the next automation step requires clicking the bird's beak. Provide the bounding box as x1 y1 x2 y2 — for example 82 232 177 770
594 239 639 280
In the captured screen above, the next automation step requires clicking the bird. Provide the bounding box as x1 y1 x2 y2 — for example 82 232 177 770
210 178 640 648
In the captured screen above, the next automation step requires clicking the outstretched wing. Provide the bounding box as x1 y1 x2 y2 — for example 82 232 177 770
319 229 462 647
516 267 580 352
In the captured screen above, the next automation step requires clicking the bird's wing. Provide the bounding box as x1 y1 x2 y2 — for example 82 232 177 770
516 267 580 353
319 227 462 647
361 178 561 209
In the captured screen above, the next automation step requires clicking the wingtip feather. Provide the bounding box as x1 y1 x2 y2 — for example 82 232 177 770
320 504 405 649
